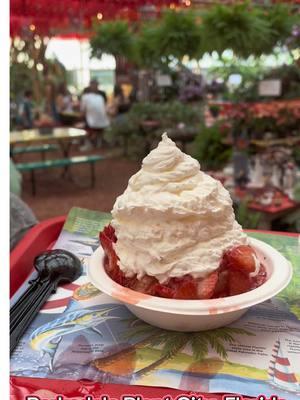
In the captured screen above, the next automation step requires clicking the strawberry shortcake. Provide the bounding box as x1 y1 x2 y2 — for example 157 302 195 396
100 134 267 300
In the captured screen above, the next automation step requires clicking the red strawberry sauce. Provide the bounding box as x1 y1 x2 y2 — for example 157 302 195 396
100 225 267 300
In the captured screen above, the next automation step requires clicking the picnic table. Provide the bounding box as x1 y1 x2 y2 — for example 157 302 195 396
10 128 104 195
10 127 87 159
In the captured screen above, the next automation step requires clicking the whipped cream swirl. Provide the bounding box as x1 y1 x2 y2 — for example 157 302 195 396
111 133 248 283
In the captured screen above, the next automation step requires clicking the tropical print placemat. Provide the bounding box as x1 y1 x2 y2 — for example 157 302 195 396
10 208 300 400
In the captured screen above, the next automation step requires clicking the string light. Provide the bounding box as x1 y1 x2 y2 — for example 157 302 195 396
17 53 25 63
34 41 41 49
29 24 36 31
185 0 191 6
97 12 103 20
169 3 176 9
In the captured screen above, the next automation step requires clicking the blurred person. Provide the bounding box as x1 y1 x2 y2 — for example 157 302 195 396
80 86 110 150
56 83 73 114
129 86 137 104
18 90 34 129
112 84 130 115
10 192 38 251
84 79 107 104
44 81 58 122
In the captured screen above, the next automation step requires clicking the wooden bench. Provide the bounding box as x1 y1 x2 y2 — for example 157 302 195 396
11 144 60 161
16 155 104 195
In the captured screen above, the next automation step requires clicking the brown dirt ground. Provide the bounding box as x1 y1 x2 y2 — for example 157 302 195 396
18 144 140 221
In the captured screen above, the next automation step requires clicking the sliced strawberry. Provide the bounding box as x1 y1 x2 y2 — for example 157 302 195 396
196 271 219 299
228 269 251 296
223 245 257 275
216 291 229 298
151 283 176 298
251 264 267 289
214 270 229 297
102 224 117 242
99 225 266 300
104 257 125 285
131 275 157 293
177 281 198 299
100 232 118 268
100 225 125 285
121 275 136 288
173 279 198 299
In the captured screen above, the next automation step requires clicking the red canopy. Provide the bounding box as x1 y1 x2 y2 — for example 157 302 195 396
10 0 182 38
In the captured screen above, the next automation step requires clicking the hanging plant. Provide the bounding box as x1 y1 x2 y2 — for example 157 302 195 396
268 4 298 47
133 11 203 67
156 10 203 61
201 3 272 58
133 23 163 68
89 4 296 68
90 20 134 60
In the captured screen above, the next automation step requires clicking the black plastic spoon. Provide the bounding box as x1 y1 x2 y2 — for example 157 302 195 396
10 249 82 355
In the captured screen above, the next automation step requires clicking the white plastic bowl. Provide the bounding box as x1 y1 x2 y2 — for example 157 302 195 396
88 238 292 332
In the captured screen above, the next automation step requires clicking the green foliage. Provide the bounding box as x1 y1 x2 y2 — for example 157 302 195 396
201 3 271 58
10 63 33 99
90 20 134 59
133 23 162 68
125 318 254 378
107 101 202 149
160 333 190 358
130 101 200 126
90 4 296 68
108 115 139 140
294 185 300 203
190 335 209 362
191 328 255 362
214 62 300 102
193 124 232 171
157 10 203 61
210 59 267 102
91 11 202 66
133 11 202 67
10 58 67 102
268 4 299 47
235 200 261 230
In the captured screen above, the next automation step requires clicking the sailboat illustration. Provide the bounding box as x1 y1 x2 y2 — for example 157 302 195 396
268 338 300 394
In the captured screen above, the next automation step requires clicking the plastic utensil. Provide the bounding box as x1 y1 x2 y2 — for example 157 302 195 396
10 249 82 354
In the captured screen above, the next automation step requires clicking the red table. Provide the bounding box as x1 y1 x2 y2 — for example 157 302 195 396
234 187 300 230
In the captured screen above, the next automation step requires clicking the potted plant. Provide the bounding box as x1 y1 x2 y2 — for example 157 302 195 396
193 124 232 171
209 104 220 118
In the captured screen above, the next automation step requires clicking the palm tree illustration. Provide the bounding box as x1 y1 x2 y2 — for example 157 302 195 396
91 319 163 372
92 318 254 378
132 326 254 379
